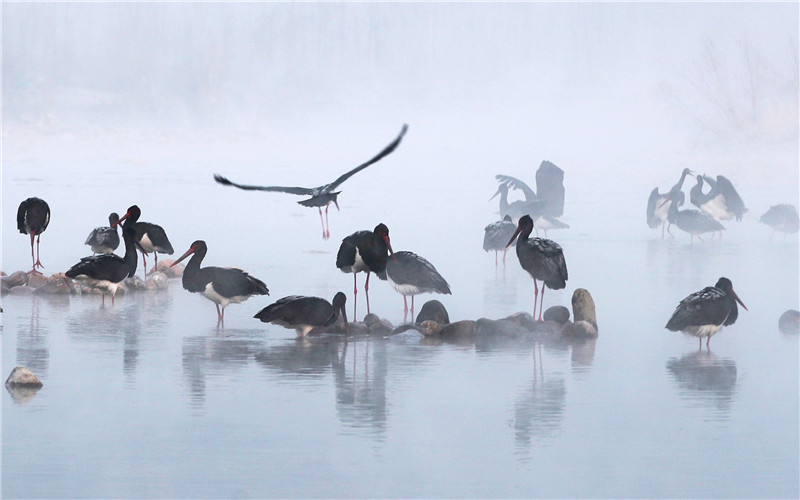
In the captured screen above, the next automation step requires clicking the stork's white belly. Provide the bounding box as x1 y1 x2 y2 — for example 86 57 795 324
201 283 250 308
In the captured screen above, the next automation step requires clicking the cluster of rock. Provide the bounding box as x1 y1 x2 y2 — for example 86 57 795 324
1 260 184 297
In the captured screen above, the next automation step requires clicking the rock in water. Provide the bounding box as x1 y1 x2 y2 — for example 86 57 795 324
5 366 43 388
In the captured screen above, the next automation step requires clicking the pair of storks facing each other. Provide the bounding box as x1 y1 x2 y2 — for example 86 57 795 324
647 168 747 242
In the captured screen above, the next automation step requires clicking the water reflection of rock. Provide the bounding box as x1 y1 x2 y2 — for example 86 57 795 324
666 350 738 415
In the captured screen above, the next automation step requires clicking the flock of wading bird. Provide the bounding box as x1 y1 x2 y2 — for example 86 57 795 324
9 123 800 344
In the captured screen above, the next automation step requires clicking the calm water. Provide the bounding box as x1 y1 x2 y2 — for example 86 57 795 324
2 147 799 498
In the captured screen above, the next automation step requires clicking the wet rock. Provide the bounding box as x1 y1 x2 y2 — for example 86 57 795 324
440 320 476 341
418 320 444 336
415 300 450 325
122 275 146 291
6 366 43 388
2 271 28 289
153 259 183 278
8 285 35 295
146 271 169 290
25 271 49 289
364 313 393 336
563 289 598 338
33 273 73 295
502 312 537 331
779 309 800 335
543 305 570 324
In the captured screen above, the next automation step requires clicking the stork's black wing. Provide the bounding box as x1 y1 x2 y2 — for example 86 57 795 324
213 174 314 196
324 123 409 191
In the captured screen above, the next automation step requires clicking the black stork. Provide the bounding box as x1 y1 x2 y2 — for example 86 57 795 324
171 240 269 326
759 204 799 239
214 124 408 239
506 214 568 321
133 215 174 276
483 215 517 265
85 212 120 254
664 191 725 244
489 183 546 222
17 197 50 272
666 277 747 349
690 174 747 221
65 205 139 305
254 292 348 337
647 167 695 238
336 223 395 320
376 250 451 323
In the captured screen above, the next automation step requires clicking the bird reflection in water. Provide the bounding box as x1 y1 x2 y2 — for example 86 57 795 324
666 350 738 417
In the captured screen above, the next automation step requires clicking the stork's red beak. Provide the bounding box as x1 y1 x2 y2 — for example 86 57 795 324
171 245 196 267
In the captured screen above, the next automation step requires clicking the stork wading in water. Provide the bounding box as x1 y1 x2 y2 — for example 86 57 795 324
663 191 725 244
336 223 395 321
214 124 408 239
65 205 139 305
377 250 451 323
759 204 799 239
666 277 747 349
254 292 348 337
647 168 694 239
17 197 50 272
506 215 568 321
171 240 269 326
133 214 174 276
483 215 517 266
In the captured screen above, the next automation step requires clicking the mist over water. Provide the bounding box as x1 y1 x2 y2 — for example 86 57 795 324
3 3 799 498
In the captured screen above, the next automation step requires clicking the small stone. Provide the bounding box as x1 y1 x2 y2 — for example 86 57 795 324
145 271 169 290
543 305 570 324
5 366 43 388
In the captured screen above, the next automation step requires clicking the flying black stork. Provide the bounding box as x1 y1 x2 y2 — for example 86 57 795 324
65 205 139 305
171 240 269 326
85 212 120 254
17 197 50 272
254 292 348 337
664 191 725 244
690 174 747 221
483 215 517 265
759 204 799 239
133 215 174 276
647 167 695 238
214 124 408 239
506 214 568 321
377 250 451 323
666 277 747 349
336 223 395 320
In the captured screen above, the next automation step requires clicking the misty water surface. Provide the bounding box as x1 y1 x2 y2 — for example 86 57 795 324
3 3 799 498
